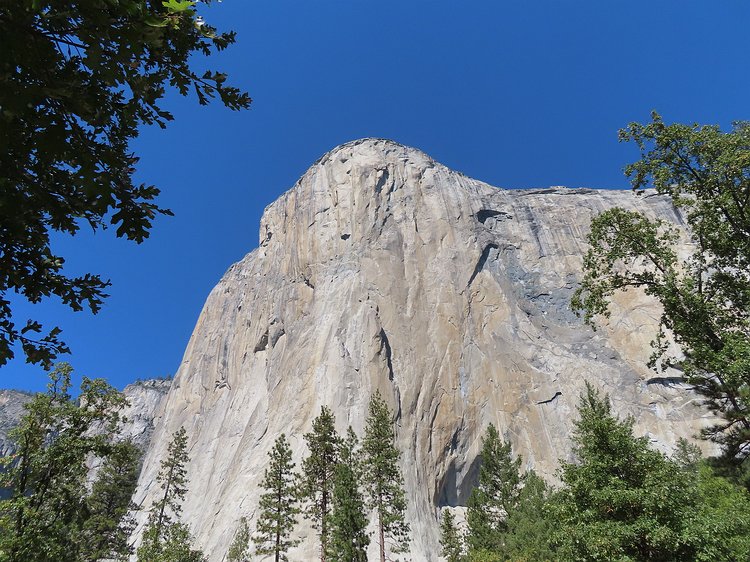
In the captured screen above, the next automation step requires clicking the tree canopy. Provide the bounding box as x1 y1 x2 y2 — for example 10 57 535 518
572 113 750 464
0 0 250 369
0 363 135 561
550 383 750 561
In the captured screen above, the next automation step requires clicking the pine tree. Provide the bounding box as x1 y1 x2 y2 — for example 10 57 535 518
227 517 251 562
439 509 463 562
137 427 205 562
253 434 300 562
465 424 521 554
300 406 341 562
80 440 141 561
361 391 410 562
499 471 555 561
550 383 694 561
328 427 369 562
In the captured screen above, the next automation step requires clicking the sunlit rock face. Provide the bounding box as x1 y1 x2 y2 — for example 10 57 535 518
0 390 34 458
131 139 712 561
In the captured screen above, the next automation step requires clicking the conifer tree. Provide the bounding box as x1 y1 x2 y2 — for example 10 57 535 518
137 427 205 562
465 424 521 554
80 439 141 561
439 509 464 562
551 383 695 561
300 406 341 561
227 517 251 562
328 427 369 562
361 391 410 561
253 434 300 562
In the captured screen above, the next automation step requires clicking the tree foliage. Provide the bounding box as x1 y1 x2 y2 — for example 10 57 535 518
0 363 131 561
439 509 463 562
137 426 205 562
327 427 369 562
361 391 410 561
465 424 520 553
80 439 141 561
253 434 300 562
0 0 250 368
499 470 555 561
464 424 555 561
227 516 251 562
551 383 750 561
300 406 341 562
572 113 750 463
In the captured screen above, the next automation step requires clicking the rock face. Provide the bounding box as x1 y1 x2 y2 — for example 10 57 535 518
0 379 171 461
0 390 35 458
117 379 173 452
132 139 712 561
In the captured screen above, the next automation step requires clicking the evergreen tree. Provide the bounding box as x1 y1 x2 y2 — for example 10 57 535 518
253 434 300 562
137 427 205 562
439 509 463 562
551 383 695 561
300 406 341 562
499 471 556 561
361 391 410 562
227 517 251 562
0 363 128 562
465 424 521 553
80 440 141 561
328 427 369 562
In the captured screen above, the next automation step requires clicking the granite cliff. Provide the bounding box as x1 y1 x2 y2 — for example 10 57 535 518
0 379 171 461
132 139 712 560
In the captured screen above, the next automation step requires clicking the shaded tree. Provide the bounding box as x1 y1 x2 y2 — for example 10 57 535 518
499 471 556 561
253 434 299 562
572 113 750 465
0 0 250 368
80 439 141 561
300 406 341 562
328 427 369 562
0 363 127 562
361 391 409 561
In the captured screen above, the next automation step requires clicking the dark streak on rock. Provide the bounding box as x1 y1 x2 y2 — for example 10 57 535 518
467 243 499 288
253 329 269 353
379 328 395 381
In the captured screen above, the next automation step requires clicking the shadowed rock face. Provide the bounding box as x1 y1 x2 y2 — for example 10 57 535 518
131 139 711 561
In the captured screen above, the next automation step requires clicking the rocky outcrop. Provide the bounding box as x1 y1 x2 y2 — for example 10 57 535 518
0 390 34 458
132 139 711 561
0 379 171 459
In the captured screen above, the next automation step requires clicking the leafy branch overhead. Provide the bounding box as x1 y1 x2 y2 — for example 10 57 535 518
572 113 750 462
0 0 251 369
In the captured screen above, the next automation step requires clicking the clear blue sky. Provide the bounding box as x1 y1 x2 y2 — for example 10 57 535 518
5 1 750 392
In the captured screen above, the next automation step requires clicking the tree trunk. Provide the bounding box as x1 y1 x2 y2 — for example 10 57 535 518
379 510 385 562
321 488 328 562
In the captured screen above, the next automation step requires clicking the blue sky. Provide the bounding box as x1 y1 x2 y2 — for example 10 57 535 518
5 1 750 392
